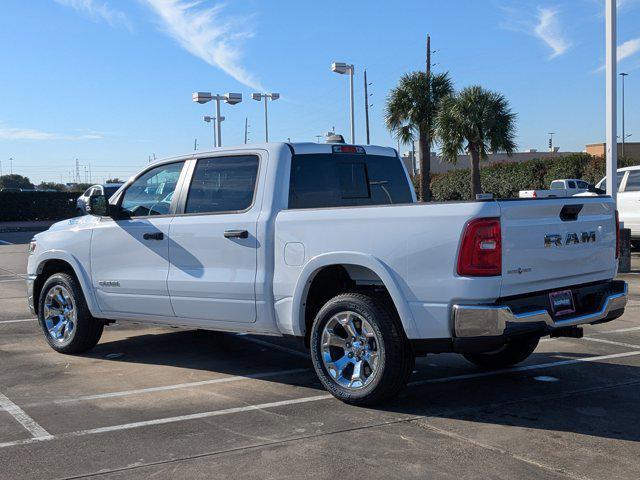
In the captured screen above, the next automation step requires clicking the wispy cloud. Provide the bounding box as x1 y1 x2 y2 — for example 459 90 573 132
142 0 263 90
55 0 132 30
500 5 571 59
595 38 640 71
533 7 571 58
0 126 103 141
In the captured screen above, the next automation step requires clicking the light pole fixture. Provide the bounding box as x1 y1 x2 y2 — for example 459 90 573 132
251 92 280 142
331 62 355 144
620 72 629 158
192 92 242 147
203 115 225 149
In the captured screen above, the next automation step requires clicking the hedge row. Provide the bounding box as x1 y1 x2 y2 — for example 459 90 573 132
0 192 78 222
415 154 640 202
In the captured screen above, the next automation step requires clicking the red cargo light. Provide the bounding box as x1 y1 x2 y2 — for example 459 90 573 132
615 210 620 259
457 217 502 277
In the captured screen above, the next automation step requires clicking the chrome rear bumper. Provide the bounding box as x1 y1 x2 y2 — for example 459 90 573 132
453 282 628 338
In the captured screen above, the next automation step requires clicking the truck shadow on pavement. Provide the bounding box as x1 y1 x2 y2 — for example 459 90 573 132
86 328 640 444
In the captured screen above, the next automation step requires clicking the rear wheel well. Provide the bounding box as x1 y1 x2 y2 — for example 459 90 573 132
33 260 76 315
302 264 400 346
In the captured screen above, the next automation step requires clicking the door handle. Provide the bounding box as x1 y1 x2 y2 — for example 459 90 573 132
143 232 164 240
224 229 248 239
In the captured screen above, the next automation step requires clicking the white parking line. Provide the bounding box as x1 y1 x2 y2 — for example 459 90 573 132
408 350 640 386
596 326 640 334
0 240 13 245
582 337 640 349
0 279 24 283
23 368 311 407
0 394 332 449
0 318 36 324
0 392 52 441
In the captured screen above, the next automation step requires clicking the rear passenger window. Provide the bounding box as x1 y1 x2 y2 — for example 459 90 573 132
624 171 640 192
185 155 259 214
567 181 576 189
288 153 413 209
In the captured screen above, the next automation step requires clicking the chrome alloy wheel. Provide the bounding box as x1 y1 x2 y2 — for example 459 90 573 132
43 285 76 344
320 311 381 389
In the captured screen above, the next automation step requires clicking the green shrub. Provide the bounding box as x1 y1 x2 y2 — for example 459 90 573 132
426 154 640 201
0 192 78 221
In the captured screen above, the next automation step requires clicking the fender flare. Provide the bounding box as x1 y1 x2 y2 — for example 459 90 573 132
290 251 418 338
34 250 101 316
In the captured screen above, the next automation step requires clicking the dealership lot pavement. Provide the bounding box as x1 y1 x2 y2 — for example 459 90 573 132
1 240 640 479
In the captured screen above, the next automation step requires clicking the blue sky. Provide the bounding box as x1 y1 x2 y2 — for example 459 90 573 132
0 0 639 184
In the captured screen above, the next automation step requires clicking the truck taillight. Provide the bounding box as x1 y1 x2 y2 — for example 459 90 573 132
615 210 620 259
457 217 502 276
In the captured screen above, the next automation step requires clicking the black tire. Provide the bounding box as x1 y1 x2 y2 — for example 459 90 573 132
38 272 104 354
310 292 413 406
462 336 539 369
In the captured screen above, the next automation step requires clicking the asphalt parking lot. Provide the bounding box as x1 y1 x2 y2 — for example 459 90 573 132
1 235 640 480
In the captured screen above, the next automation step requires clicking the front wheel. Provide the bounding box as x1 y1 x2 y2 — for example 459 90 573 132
462 336 539 369
38 273 104 354
310 292 413 405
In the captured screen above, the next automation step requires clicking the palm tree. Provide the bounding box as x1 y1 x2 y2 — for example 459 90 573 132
437 86 517 198
385 71 453 201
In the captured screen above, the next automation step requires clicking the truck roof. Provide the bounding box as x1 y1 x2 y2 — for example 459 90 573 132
149 142 398 167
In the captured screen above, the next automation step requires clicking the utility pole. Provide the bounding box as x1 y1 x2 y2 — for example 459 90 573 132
75 159 80 184
620 72 629 158
420 34 433 202
364 69 371 144
9 157 13 175
194 138 198 151
315 135 323 143
244 117 248 144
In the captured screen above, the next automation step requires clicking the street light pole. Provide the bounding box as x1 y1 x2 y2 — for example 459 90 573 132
605 0 617 201
215 97 222 147
620 72 629 159
251 93 280 142
264 96 268 142
203 116 217 148
192 92 242 148
331 62 355 144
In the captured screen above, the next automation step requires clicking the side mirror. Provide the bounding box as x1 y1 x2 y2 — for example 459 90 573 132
87 194 110 217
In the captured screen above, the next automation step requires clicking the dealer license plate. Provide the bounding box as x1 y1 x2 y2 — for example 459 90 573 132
549 290 575 317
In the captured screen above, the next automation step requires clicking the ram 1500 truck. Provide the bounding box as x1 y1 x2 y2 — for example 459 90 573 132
27 143 628 405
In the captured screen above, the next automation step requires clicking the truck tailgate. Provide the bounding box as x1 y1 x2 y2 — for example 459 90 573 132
499 197 617 297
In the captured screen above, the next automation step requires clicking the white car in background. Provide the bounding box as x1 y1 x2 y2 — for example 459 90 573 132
76 184 123 215
595 166 640 245
519 179 594 198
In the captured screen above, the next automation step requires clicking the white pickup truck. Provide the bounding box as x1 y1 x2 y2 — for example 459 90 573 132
27 143 627 405
519 179 596 198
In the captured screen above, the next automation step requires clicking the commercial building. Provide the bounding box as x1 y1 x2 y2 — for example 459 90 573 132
585 142 640 161
401 149 576 176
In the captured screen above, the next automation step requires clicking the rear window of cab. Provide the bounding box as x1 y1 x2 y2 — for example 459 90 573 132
288 154 413 209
